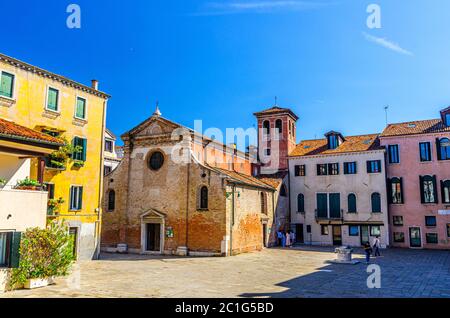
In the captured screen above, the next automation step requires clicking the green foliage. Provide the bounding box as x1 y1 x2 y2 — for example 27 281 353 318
48 137 82 169
48 197 65 215
10 221 75 288
15 177 41 188
0 178 6 186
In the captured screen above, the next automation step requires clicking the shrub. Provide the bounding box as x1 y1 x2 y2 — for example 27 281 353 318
10 221 75 288
15 177 41 188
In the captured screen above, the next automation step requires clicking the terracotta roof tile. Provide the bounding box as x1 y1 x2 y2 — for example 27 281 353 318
212 167 275 190
253 106 299 120
257 177 283 189
0 118 63 146
381 119 450 137
290 134 381 157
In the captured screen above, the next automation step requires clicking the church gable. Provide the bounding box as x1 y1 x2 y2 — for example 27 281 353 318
127 116 184 138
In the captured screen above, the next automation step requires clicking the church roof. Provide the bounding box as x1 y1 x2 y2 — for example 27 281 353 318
253 106 299 120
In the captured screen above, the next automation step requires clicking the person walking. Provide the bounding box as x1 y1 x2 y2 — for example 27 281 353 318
277 230 283 246
285 231 291 248
363 242 373 264
372 236 381 257
290 231 296 246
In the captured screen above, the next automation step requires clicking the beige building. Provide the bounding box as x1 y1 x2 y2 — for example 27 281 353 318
289 132 390 248
101 108 279 256
104 128 121 176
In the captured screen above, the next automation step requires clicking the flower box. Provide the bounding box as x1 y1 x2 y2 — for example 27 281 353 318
24 277 55 289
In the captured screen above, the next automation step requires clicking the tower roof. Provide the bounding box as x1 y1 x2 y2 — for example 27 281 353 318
253 106 299 121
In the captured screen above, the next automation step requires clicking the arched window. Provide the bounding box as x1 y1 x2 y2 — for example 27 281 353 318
348 193 357 213
438 138 450 160
390 177 403 204
280 185 287 197
371 192 381 213
275 119 282 134
297 194 305 213
107 190 115 211
442 180 450 203
263 120 270 136
420 175 437 203
199 186 208 209
260 192 267 214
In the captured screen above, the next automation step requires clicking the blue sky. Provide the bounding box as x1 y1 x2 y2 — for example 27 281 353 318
2 0 450 147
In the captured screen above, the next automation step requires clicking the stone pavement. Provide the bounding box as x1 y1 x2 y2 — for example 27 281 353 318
1 246 450 298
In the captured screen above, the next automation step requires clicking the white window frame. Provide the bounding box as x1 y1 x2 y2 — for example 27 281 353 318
74 95 88 120
44 85 61 113
0 69 17 100
69 185 83 211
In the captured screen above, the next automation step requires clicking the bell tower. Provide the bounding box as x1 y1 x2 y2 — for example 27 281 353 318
254 103 299 175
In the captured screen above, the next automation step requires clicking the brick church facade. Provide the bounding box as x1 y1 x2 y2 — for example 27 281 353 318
101 105 296 256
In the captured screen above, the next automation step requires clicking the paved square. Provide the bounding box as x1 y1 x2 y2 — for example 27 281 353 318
2 247 450 298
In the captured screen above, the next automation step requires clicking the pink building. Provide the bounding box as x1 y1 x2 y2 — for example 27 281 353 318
380 107 450 249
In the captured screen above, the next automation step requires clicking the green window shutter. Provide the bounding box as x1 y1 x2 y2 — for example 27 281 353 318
82 139 87 161
329 193 341 218
0 72 14 98
399 177 404 203
78 187 83 210
8 232 22 268
387 178 393 204
47 88 59 111
316 194 328 218
76 97 86 119
72 138 78 160
432 175 438 204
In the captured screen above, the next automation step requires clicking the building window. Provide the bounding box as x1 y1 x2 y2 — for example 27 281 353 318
437 138 450 160
327 135 339 150
75 96 87 119
295 165 306 177
275 119 282 134
367 160 382 173
0 232 10 267
280 185 287 197
107 190 115 211
329 163 339 175
72 137 87 161
420 175 437 204
316 193 328 218
297 194 305 213
349 225 359 236
104 165 112 176
371 193 381 213
426 233 438 244
389 177 403 204
388 145 400 164
264 149 271 156
419 142 432 162
317 164 328 176
442 180 450 204
425 216 437 227
370 226 381 237
260 192 267 215
447 224 450 238
105 140 113 152
199 186 208 210
148 151 164 171
263 120 270 135
344 162 357 175
0 71 14 98
393 216 403 226
46 87 59 112
70 186 83 211
321 225 329 236
393 232 405 243
347 194 357 213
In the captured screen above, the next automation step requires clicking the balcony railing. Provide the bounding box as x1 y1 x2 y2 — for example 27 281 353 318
315 209 344 221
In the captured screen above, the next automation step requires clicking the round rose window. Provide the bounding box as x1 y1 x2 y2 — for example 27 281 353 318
148 151 164 171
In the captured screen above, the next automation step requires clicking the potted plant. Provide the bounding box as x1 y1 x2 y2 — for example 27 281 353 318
48 197 65 216
72 159 85 168
47 138 82 170
9 221 75 290
14 177 42 191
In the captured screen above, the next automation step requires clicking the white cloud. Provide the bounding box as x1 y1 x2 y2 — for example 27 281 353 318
195 1 328 16
362 32 413 56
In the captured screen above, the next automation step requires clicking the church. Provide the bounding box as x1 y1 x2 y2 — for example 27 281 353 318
101 104 297 256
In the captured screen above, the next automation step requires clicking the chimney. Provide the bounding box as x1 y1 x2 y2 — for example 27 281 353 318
91 79 99 90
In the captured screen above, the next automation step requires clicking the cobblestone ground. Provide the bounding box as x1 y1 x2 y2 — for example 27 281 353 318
2 246 450 298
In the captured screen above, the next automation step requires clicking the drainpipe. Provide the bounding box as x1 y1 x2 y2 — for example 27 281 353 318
185 161 191 252
229 184 235 256
287 168 292 231
95 97 108 259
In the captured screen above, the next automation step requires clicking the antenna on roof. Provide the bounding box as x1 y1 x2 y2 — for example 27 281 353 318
384 105 389 126
274 96 278 106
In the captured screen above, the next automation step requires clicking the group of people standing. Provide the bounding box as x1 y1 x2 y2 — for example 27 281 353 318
363 236 382 264
277 230 296 248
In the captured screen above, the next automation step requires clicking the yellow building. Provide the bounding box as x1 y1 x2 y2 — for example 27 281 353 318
0 52 110 260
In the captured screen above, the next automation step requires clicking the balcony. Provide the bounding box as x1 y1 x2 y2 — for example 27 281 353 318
315 209 344 222
0 185 48 232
